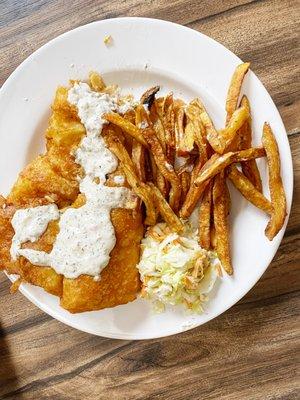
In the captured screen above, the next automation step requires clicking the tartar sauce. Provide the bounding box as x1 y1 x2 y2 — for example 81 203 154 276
11 82 134 279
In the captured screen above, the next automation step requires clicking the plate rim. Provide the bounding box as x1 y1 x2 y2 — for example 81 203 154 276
1 17 294 340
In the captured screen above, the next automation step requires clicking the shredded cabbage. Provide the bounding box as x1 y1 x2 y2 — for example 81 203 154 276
138 223 220 313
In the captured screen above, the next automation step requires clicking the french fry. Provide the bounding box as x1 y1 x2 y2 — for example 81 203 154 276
238 95 263 192
136 104 169 198
179 157 207 218
262 123 287 240
236 147 266 162
180 180 209 219
104 131 157 225
140 86 160 107
198 180 213 250
143 127 182 212
88 71 106 92
210 106 249 154
164 94 176 164
149 100 166 151
180 171 191 204
148 183 184 233
194 147 266 188
195 98 219 143
178 102 209 161
213 175 232 275
175 106 188 156
228 166 273 214
132 141 146 182
104 112 148 147
226 62 250 123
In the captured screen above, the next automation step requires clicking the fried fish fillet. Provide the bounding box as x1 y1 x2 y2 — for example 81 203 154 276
0 85 143 312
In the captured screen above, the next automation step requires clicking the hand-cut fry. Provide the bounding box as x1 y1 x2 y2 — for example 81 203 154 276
179 156 208 218
236 147 266 162
135 104 150 128
148 183 184 233
143 127 181 211
210 106 249 154
135 104 168 197
180 171 191 203
175 106 187 155
163 94 176 164
132 141 146 182
104 112 148 147
140 86 160 108
238 96 263 192
88 71 106 92
179 180 210 219
213 175 232 275
178 102 209 161
262 123 287 240
149 100 166 151
156 171 169 199
194 147 266 188
198 180 213 250
195 98 218 141
104 131 157 225
226 62 250 123
228 166 273 214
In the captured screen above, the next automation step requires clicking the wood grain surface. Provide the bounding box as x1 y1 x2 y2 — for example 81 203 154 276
0 1 299 399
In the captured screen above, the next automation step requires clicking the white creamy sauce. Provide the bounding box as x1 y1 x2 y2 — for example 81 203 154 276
11 82 134 279
11 205 59 260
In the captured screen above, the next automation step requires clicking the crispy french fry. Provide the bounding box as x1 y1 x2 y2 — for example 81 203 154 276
136 104 169 198
262 123 287 240
104 112 148 147
228 166 273 214
149 183 184 233
88 71 106 92
236 147 266 162
238 96 263 192
164 94 176 164
104 131 157 225
178 102 210 161
179 157 207 218
140 86 160 107
180 181 209 219
180 171 191 203
213 175 232 275
149 100 166 151
195 98 219 143
198 180 213 250
175 107 188 156
132 105 149 183
209 106 249 154
226 62 250 123
194 147 266 188
132 141 146 182
143 127 182 212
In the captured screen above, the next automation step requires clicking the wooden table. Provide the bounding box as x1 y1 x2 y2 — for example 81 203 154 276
0 1 299 399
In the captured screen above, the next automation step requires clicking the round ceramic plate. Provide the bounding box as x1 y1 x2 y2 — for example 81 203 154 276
0 18 293 339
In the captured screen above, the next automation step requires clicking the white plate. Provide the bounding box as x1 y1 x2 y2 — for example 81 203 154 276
0 18 293 339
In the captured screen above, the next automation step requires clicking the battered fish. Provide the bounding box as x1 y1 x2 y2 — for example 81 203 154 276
0 85 143 312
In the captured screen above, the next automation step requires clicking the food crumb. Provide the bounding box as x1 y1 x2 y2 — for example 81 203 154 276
104 35 112 46
10 278 22 294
